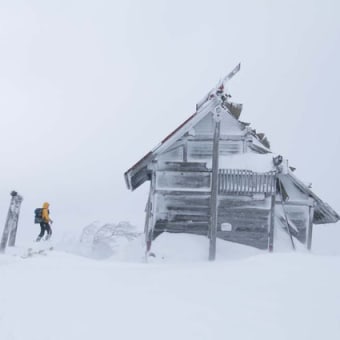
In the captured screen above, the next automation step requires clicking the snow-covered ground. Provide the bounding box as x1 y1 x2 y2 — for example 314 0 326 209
1 226 340 340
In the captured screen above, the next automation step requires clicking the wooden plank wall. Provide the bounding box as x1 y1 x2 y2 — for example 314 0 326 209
188 140 243 159
217 196 271 249
144 109 313 250
156 171 211 191
153 167 272 249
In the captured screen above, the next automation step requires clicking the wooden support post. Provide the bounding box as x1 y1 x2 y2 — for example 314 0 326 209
8 215 19 247
0 191 23 253
277 179 295 251
268 193 276 252
183 141 188 162
0 207 13 253
8 193 23 247
144 182 152 250
145 171 157 259
242 138 248 153
307 205 314 250
209 114 221 261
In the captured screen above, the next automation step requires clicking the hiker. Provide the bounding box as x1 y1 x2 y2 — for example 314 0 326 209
36 202 53 242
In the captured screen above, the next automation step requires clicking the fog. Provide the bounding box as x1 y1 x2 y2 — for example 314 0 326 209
0 0 339 240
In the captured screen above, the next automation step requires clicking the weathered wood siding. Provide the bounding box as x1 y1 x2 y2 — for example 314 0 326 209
158 146 184 162
217 196 271 249
156 171 211 191
152 164 273 249
151 163 311 249
154 192 210 237
147 112 312 250
157 139 245 162
156 112 247 164
187 140 243 160
154 167 210 237
193 112 243 136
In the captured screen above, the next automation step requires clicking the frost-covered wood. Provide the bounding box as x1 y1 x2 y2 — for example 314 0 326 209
218 169 276 194
0 191 23 253
268 194 276 252
209 118 221 260
124 65 339 257
307 206 314 250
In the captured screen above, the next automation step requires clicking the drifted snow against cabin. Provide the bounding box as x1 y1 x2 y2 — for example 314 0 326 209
124 64 339 260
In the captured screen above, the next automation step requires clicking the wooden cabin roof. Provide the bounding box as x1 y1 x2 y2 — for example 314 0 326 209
123 66 339 225
124 97 270 191
285 173 340 224
124 112 197 190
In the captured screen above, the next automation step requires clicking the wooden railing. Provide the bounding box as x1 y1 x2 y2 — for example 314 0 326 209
218 169 276 194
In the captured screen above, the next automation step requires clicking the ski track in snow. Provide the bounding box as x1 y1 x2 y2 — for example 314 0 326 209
0 231 340 340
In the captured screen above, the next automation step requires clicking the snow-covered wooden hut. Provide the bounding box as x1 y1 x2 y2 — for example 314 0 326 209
124 64 339 259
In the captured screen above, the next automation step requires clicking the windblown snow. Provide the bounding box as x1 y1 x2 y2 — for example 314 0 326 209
0 223 340 340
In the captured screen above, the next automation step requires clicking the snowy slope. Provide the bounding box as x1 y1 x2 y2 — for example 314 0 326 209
1 230 340 340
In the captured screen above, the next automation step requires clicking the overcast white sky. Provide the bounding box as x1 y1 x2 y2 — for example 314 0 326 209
0 0 339 240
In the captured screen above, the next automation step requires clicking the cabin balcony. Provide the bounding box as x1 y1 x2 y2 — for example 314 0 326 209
218 169 276 196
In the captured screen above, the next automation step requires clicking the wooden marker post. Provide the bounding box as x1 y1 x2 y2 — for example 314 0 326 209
0 191 23 253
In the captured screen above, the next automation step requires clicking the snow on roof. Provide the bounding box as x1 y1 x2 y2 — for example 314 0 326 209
124 66 273 190
209 152 276 172
285 172 340 224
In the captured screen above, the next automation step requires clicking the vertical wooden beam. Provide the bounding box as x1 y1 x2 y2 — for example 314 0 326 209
235 170 239 195
246 170 250 194
1 191 23 253
265 174 269 193
268 193 276 252
243 139 248 153
145 170 157 258
8 215 19 247
270 173 275 194
8 193 23 247
226 169 231 192
218 170 221 194
183 141 188 162
277 179 295 250
231 169 234 192
257 173 263 192
0 207 13 253
240 170 243 193
209 117 221 261
144 182 152 252
307 205 314 250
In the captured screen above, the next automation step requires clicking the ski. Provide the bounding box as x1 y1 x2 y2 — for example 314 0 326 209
21 246 54 259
